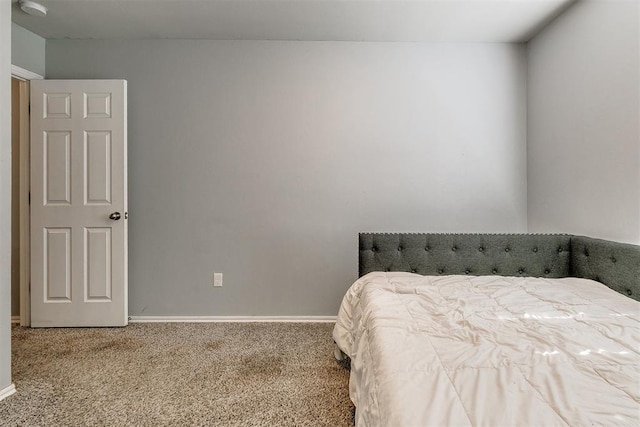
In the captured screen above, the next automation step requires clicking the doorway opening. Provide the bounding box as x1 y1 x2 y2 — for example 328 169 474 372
11 77 29 327
10 72 128 328
11 66 43 327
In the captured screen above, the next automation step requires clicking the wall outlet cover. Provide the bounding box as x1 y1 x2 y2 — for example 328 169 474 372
213 273 223 287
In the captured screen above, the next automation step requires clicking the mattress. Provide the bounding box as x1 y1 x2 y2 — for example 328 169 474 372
333 272 640 426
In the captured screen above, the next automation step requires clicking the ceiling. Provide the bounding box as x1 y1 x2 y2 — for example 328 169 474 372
11 0 575 43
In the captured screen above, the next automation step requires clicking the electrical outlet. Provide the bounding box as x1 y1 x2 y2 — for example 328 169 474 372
213 273 223 287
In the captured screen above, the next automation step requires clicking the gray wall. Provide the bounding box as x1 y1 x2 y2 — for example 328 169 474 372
1 0 13 393
47 40 528 316
527 0 640 244
11 23 45 76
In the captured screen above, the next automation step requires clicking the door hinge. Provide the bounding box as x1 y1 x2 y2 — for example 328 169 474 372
28 192 31 205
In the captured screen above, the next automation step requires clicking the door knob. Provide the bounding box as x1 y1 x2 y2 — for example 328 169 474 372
109 212 121 220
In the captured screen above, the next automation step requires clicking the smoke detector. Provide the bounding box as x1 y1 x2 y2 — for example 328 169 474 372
19 1 48 17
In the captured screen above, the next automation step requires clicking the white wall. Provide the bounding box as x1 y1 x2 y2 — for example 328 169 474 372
46 40 528 316
1 0 14 394
527 0 640 244
11 23 45 76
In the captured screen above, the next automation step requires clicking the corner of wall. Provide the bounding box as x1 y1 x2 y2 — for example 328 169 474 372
525 0 640 244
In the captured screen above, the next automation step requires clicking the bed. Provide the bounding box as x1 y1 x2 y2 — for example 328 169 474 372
333 233 640 426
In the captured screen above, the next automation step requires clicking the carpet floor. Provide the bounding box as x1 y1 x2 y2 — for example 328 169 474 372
1 323 354 426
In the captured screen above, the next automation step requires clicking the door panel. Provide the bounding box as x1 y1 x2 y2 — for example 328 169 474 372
43 131 71 205
84 131 112 205
31 80 127 327
44 227 71 302
85 227 112 301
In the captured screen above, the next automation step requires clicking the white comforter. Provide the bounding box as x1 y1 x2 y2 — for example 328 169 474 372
333 272 640 427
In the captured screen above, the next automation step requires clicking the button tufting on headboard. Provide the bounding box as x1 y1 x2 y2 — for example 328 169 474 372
359 233 639 301
360 233 572 280
570 235 640 302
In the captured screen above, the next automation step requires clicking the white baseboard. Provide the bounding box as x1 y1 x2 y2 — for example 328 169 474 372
129 315 337 323
10 316 20 325
0 384 16 401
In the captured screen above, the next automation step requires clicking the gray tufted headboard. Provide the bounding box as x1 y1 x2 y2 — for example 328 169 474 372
359 233 640 301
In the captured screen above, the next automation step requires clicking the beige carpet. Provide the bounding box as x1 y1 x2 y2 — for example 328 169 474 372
1 323 354 426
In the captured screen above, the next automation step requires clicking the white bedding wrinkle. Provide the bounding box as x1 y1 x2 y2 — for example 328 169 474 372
332 272 640 427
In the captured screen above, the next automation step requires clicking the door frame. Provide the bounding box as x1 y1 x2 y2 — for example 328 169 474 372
11 64 43 327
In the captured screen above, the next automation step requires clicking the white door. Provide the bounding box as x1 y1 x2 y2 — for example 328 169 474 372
30 80 128 327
